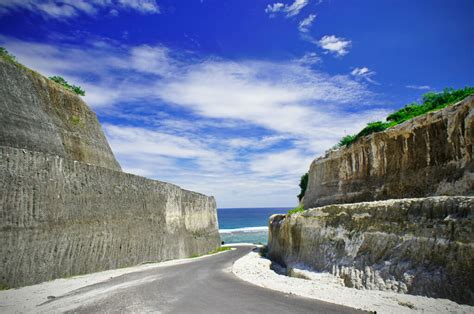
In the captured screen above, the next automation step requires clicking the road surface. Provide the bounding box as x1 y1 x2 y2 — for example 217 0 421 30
41 245 364 313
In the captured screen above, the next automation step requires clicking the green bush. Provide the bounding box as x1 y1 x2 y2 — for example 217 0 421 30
338 87 474 147
49 76 86 96
0 47 18 64
288 204 304 215
297 172 309 202
338 134 357 147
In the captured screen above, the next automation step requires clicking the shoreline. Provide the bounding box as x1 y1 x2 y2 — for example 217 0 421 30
232 249 474 313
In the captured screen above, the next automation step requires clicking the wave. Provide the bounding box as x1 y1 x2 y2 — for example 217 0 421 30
219 226 268 234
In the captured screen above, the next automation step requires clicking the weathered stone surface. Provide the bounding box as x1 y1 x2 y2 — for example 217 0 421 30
0 59 121 171
0 61 220 288
268 197 474 305
304 96 474 208
0 146 220 288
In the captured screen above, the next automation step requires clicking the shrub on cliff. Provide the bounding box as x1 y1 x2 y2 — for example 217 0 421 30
49 76 86 96
338 87 474 147
0 47 18 64
288 204 304 215
387 87 474 123
297 172 309 202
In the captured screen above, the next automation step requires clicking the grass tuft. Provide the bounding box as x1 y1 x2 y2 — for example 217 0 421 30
288 204 305 215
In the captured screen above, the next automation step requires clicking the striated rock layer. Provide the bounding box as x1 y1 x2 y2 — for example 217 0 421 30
268 197 474 305
304 96 473 208
0 58 121 171
0 146 220 288
0 60 220 288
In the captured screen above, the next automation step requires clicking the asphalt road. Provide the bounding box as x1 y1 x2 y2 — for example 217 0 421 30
43 246 365 313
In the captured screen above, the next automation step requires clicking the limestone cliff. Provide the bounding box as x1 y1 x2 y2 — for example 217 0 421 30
268 97 474 305
268 197 474 305
304 96 473 208
0 60 220 288
0 58 121 171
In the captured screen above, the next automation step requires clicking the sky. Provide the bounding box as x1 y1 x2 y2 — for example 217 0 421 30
0 0 473 208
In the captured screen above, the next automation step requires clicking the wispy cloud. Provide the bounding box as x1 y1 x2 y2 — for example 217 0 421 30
351 67 378 84
265 0 309 17
406 84 432 90
293 52 321 65
318 35 351 56
298 14 316 32
0 0 160 20
0 36 388 207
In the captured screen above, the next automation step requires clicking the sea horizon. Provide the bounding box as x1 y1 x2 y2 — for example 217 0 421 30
217 207 292 244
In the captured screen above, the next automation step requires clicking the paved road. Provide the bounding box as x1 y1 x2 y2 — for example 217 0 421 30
43 246 364 313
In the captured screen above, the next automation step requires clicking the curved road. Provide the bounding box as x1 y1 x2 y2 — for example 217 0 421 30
42 246 364 313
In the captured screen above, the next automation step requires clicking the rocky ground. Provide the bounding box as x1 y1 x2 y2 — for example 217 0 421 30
233 250 474 313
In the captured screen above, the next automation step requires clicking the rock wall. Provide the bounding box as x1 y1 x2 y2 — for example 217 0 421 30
304 96 473 208
0 59 121 171
268 197 474 305
0 146 220 288
0 60 220 288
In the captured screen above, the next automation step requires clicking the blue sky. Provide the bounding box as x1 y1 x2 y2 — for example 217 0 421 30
1 0 473 208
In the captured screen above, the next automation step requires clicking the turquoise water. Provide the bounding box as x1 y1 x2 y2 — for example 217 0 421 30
217 207 290 244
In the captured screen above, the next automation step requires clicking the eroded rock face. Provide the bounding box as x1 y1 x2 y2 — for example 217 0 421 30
0 59 121 171
304 97 474 208
268 197 474 305
0 146 220 288
0 61 220 288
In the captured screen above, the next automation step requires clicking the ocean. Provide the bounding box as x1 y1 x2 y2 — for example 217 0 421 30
217 207 291 244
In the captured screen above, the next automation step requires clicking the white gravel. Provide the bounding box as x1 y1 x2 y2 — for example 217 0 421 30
232 250 474 314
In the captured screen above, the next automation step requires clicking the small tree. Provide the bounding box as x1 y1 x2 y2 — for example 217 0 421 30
297 172 309 202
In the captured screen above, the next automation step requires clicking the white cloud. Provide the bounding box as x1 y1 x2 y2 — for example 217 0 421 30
0 0 160 19
265 2 285 14
250 149 313 176
155 60 372 136
298 13 316 32
318 35 351 56
0 36 390 207
119 0 160 14
294 52 321 65
130 45 173 76
406 85 431 90
351 66 378 84
265 0 309 17
104 124 217 159
286 0 309 16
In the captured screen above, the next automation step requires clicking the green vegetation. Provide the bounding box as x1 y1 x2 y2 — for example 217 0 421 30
0 47 18 64
337 87 474 147
297 172 309 202
0 282 10 290
189 246 231 258
49 76 86 96
259 245 269 258
288 203 304 215
1 48 86 97
70 115 81 126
